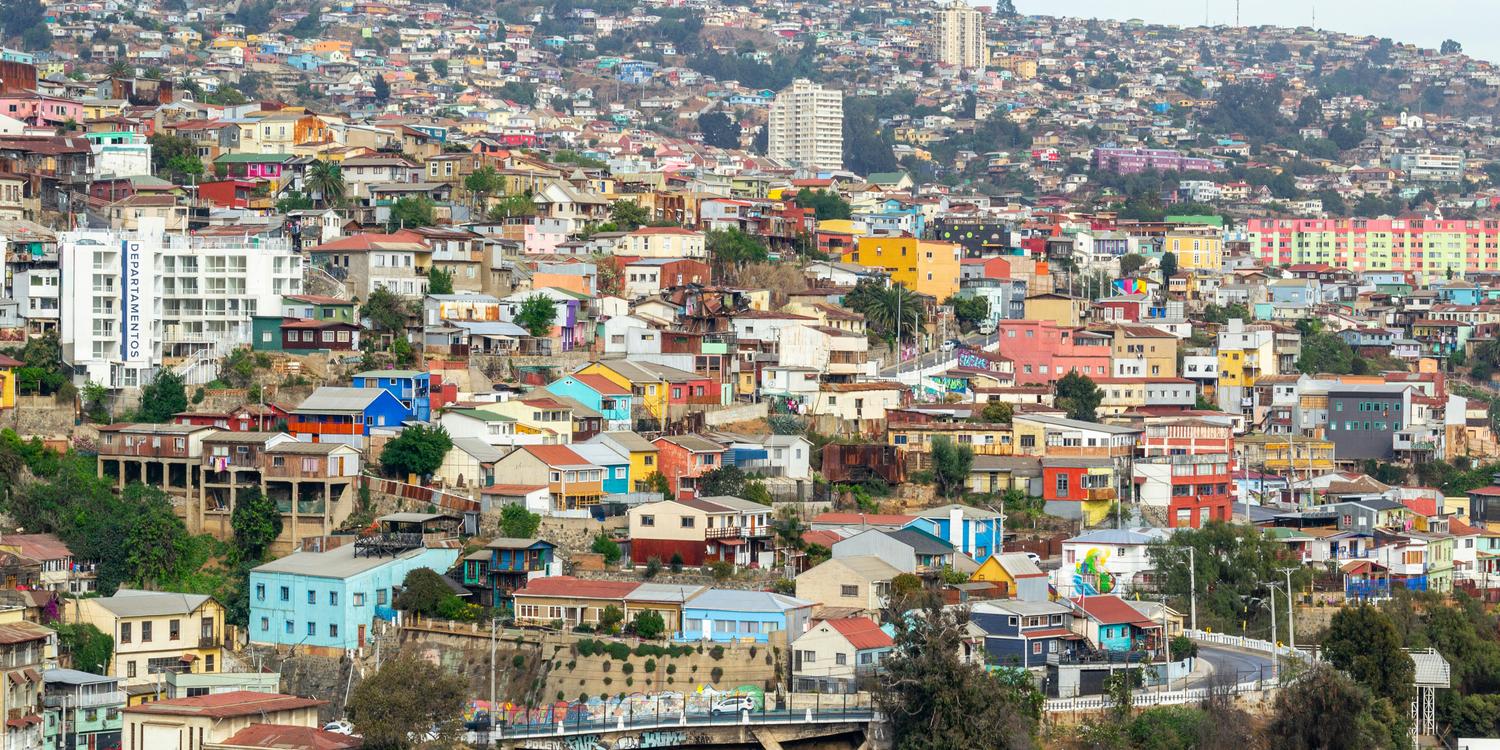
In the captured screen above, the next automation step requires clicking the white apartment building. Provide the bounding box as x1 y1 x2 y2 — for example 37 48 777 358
59 217 302 389
768 79 844 171
936 0 986 71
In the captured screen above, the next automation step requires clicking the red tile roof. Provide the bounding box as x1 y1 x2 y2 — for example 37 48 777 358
1075 595 1157 627
800 530 843 548
811 512 916 527
513 576 639 600
216 724 363 750
574 373 631 396
123 691 325 718
825 617 894 650
521 445 592 467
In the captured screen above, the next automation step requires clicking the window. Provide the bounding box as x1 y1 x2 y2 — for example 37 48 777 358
836 653 848 666
284 620 293 634
640 515 655 527
354 593 365 606
205 654 215 672
377 590 387 606
260 617 269 632
330 592 339 606
120 623 131 644
330 624 339 638
680 516 695 528
1055 474 1070 497
1020 435 1035 448
126 661 136 679
141 621 152 642
280 586 290 601
307 622 317 636
169 619 180 641
1033 641 1043 655
308 591 317 605
255 584 265 601
840 584 859 597
800 650 816 663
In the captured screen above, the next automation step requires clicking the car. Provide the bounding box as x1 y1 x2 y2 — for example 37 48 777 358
1024 552 1042 565
323 720 354 736
709 696 756 715
941 338 959 352
463 712 492 731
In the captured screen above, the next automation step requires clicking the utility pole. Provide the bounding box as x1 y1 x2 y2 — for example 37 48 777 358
1187 546 1197 632
489 617 497 721
1268 582 1280 682
1281 567 1297 651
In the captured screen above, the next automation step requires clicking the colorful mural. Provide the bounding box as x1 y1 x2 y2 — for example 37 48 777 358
1073 548 1115 595
1113 278 1149 295
468 685 766 728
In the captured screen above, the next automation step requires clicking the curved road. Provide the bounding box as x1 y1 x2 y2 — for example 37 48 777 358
878 331 999 378
1195 643 1277 686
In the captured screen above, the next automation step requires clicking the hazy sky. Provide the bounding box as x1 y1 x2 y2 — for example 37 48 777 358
1017 0 1500 64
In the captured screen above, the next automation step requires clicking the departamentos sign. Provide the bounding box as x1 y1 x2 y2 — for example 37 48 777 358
120 239 145 362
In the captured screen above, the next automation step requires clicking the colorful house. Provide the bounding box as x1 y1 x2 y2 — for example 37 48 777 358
459 538 557 607
651 434 726 499
676 589 815 643
351 369 434 422
1070 595 1162 653
904 505 1004 563
0 354 18 409
212 152 291 182
546 374 635 431
569 443 630 495
585 431 661 492
970 552 1049 601
488 445 605 512
971 600 1076 669
289 387 411 446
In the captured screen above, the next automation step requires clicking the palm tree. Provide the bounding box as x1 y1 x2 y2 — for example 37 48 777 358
305 160 346 208
846 280 925 349
106 60 130 78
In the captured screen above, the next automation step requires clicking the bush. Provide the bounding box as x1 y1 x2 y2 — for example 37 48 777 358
1170 635 1198 659
603 677 612 685
670 552 683 572
632 609 666 639
666 664 677 675
709 645 725 660
602 661 612 673
622 662 634 675
710 666 723 683
512 654 525 668
643 557 662 579
573 624 594 634
645 659 657 673
605 642 631 660
708 560 734 582
591 534 622 564
576 639 598 657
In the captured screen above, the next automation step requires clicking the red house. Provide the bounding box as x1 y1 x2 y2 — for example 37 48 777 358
1041 458 1117 504
994 321 1112 384
651 434 726 499
172 403 292 431
197 179 260 209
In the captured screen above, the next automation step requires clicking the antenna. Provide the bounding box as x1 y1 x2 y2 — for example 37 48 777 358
1235 0 1240 26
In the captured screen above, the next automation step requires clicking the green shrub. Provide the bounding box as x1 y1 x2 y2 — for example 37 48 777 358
621 662 634 675
709 645 725 660
601 660 611 673
605 642 631 660
666 664 676 675
644 659 657 673
710 666 723 683
512 654 525 668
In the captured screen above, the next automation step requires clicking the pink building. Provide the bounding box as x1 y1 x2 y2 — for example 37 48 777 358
0 93 84 127
993 320 1111 384
1247 217 1500 274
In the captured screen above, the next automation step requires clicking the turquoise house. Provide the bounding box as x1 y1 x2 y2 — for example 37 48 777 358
569 443 630 495
1075 595 1161 653
249 535 460 653
546 374 634 431
676 589 816 643
43 669 123 750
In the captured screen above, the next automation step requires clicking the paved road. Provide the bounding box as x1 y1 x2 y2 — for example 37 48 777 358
1195 643 1277 686
878 330 999 378
465 708 877 744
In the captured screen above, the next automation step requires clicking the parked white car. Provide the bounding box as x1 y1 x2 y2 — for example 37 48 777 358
709 697 756 715
323 720 354 736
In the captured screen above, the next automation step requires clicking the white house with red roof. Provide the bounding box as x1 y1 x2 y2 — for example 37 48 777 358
790 616 895 693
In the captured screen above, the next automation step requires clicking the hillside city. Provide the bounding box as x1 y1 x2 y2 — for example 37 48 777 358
3 0 1500 748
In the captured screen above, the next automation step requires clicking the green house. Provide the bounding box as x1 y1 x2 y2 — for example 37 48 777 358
281 294 357 323
43 669 124 750
251 315 288 351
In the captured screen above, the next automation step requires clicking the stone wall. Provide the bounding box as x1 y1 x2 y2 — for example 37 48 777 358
536 516 626 558
3 395 78 439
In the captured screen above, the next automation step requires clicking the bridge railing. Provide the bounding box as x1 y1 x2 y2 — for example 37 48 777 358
1185 628 1321 663
485 703 877 740
1044 679 1264 713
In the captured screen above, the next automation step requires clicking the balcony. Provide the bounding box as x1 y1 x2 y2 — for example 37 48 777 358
199 636 218 649
705 526 770 540
1086 488 1117 502
43 690 125 710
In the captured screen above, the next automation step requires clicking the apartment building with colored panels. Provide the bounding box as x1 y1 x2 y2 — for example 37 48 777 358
1247 218 1500 278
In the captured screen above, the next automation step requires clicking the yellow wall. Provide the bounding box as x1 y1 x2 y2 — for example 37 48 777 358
1024 295 1081 326
1165 231 1223 271
843 237 961 300
578 363 666 419
0 365 13 409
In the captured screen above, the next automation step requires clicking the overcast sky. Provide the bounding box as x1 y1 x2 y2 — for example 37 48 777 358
1016 0 1500 64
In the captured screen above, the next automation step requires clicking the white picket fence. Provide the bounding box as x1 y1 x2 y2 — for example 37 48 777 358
1184 628 1321 663
1044 679 1264 713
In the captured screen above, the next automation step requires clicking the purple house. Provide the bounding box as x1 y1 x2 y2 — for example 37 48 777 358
214 153 292 180
1091 147 1224 175
500 288 587 354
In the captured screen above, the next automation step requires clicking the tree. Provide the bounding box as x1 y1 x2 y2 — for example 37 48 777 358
347 652 466 749
945 295 989 332
1298 331 1363 375
844 280 925 348
598 604 624 634
380 425 453 478
979 400 1013 423
462 165 501 212
875 602 1041 749
1146 521 1311 634
1324 605 1416 706
149 133 204 184
609 200 650 231
386 196 436 231
56 623 113 674
3 0 46 48
1159 251 1179 280
372 74 390 102
122 484 191 586
499 504 541 538
591 534 622 564
514 294 557 338
1054 371 1102 422
361 288 411 332
794 188 851 220
289 4 321 37
929 437 973 499
231 486 282 564
1268 664 1403 750
1442 39 1463 55
431 58 449 78
695 465 748 497
697 111 741 149
427 267 454 295
488 192 536 220
137 371 188 423
632 609 665 639
705 228 769 272
646 472 671 496
393 568 450 616
1119 253 1147 277
305 160 346 207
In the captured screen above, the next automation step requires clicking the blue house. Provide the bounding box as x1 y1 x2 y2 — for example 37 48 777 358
286 53 322 71
248 516 462 652
1073 595 1161 653
568 443 630 495
677 590 815 643
903 504 1004 563
546 374 634 431
351 369 433 422
290 386 412 445
971 600 1076 669
1436 281 1483 306
460 537 557 607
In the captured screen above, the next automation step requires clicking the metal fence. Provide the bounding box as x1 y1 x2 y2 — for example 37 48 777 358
1044 679 1264 713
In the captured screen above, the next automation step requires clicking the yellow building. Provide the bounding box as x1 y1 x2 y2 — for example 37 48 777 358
1164 228 1224 272
0 355 16 409
71 589 228 687
1102 325 1179 378
970 552 1048 595
592 431 662 493
1023 292 1085 326
843 237 961 300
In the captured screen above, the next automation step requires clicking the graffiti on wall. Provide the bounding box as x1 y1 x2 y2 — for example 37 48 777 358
1072 548 1115 595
